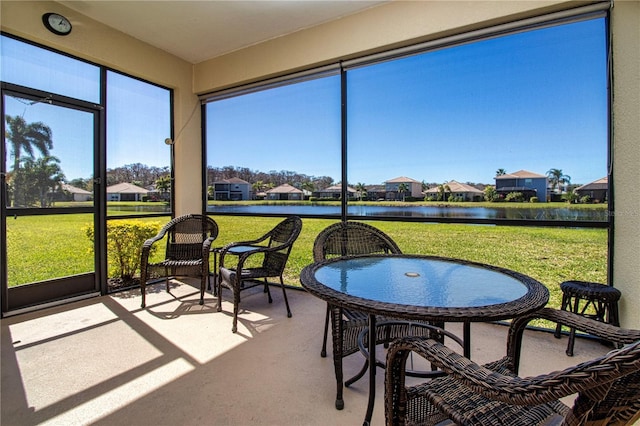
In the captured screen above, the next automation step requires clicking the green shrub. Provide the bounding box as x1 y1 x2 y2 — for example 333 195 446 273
505 192 524 202
530 197 539 203
483 186 499 202
85 220 160 280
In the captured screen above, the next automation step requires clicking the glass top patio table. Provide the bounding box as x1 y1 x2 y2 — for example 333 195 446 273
301 254 549 323
300 254 549 426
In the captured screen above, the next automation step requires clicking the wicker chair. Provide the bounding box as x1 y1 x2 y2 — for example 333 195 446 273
217 216 302 333
314 221 440 410
385 307 640 426
140 214 219 308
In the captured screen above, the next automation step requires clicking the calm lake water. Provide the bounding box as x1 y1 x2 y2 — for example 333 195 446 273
106 203 606 221
204 204 607 221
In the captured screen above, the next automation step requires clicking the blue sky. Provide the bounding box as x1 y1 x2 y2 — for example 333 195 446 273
2 36 171 182
4 87 171 182
3 17 607 187
207 18 607 186
5 96 94 180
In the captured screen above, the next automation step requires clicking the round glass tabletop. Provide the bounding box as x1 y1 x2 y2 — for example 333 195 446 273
313 256 528 309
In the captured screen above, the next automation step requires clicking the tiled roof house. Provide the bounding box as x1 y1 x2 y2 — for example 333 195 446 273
106 183 149 202
575 177 608 202
266 183 303 200
384 176 423 200
314 184 357 199
495 170 548 202
425 180 484 201
213 178 251 201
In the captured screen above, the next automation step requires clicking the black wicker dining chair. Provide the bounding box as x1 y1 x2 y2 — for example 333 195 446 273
140 214 219 308
385 307 640 426
217 216 302 333
314 221 404 355
314 221 426 410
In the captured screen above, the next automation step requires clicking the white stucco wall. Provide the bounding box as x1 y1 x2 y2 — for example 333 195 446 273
611 0 640 328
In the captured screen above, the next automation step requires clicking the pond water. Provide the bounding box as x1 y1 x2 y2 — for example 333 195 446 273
108 204 171 213
206 204 607 221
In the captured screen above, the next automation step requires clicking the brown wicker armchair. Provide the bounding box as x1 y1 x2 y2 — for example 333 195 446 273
314 221 412 410
217 216 302 333
385 307 640 426
140 214 219 308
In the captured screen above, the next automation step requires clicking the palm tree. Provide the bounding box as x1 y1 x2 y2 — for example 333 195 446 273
496 168 506 176
437 183 452 201
5 115 53 173
252 180 264 199
546 168 571 193
355 182 367 201
397 183 409 201
11 155 65 207
301 181 315 199
155 175 171 200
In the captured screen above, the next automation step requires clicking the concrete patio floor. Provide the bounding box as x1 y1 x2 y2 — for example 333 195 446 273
1 279 612 426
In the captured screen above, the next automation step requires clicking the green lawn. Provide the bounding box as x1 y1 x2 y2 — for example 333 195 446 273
7 215 607 318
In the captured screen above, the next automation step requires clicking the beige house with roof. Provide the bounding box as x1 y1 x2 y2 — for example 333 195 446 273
575 177 608 203
60 184 93 202
314 184 357 200
106 183 149 202
384 177 423 200
425 180 484 202
266 183 303 200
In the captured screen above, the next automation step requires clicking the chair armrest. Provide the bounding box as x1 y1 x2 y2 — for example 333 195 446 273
217 232 266 256
141 224 171 250
140 226 171 263
507 308 640 373
218 238 293 267
202 236 217 262
218 242 265 267
222 244 285 271
386 336 640 408
219 246 280 281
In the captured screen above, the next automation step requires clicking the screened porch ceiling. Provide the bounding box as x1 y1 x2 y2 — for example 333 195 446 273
58 1 388 64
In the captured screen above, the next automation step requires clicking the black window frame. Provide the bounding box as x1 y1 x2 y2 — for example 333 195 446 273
201 4 612 229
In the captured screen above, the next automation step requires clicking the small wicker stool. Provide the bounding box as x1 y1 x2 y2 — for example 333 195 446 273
554 280 621 356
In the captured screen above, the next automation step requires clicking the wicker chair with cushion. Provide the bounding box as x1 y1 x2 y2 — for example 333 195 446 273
385 307 640 426
140 214 219 308
217 216 302 333
314 221 438 410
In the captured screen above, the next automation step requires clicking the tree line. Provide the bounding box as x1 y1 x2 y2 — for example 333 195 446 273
207 165 335 192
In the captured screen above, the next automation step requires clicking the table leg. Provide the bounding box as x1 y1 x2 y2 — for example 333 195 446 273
211 249 219 296
463 321 471 358
364 314 376 426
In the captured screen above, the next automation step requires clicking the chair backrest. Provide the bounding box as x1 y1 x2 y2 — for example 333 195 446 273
262 216 303 274
165 214 219 260
313 221 402 262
